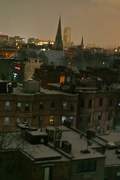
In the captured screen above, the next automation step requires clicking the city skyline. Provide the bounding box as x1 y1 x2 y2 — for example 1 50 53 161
0 0 120 47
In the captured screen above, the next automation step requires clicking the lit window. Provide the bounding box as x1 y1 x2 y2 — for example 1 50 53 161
62 116 67 124
49 116 54 125
63 101 67 110
16 118 20 125
4 117 9 126
5 101 10 111
44 166 52 180
16 102 21 111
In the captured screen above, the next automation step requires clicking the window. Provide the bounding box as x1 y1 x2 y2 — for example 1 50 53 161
109 99 112 107
16 102 21 111
62 116 67 124
4 117 9 126
51 102 55 110
38 116 43 126
77 160 96 173
88 99 92 108
98 112 102 120
80 99 84 108
70 103 75 111
16 118 20 125
25 103 29 112
80 114 83 122
63 101 67 110
5 101 10 111
99 98 103 106
49 116 54 125
39 101 44 110
86 113 91 123
44 166 52 180
69 116 74 125
108 111 112 120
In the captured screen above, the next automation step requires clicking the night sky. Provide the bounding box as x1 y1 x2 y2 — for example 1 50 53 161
0 0 120 47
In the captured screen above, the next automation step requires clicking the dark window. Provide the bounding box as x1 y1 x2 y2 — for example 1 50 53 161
109 99 112 106
51 102 55 110
86 114 91 123
80 99 84 107
39 101 44 110
88 99 92 108
38 116 43 126
98 112 102 120
77 160 96 173
80 114 83 122
25 103 29 112
108 111 112 120
99 98 103 106
70 103 75 111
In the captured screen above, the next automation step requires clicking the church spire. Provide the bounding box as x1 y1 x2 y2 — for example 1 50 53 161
80 36 84 49
54 16 63 50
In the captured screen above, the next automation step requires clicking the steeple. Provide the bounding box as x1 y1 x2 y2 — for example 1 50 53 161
54 16 63 51
80 36 84 49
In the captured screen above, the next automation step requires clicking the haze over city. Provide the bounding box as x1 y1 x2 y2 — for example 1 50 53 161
0 0 120 47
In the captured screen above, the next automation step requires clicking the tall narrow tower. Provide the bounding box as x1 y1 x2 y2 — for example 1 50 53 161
63 27 71 48
54 16 63 51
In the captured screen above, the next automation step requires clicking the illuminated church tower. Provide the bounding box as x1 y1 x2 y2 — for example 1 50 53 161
54 16 63 51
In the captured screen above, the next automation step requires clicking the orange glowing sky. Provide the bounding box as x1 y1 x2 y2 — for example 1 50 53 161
0 0 120 48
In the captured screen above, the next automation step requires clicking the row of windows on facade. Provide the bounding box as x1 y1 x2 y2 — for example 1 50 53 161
80 111 112 122
80 98 113 108
5 101 75 112
3 115 74 127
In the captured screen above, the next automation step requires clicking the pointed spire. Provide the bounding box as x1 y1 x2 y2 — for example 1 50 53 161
80 36 84 49
54 16 63 51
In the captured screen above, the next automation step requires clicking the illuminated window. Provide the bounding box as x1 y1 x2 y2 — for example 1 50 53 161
44 166 52 180
16 118 20 125
62 116 67 124
16 102 21 111
49 116 54 125
63 101 67 110
5 101 10 111
4 117 9 126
